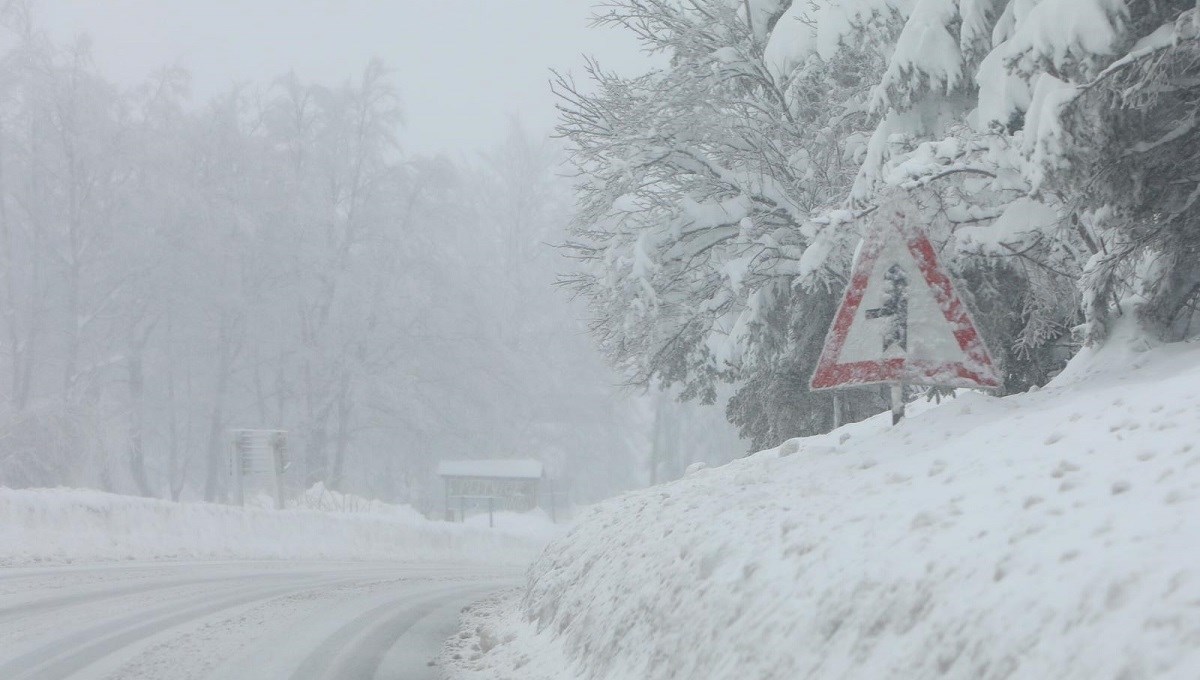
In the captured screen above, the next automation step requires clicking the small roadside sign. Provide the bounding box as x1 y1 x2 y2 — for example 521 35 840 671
810 203 1000 420
229 429 288 508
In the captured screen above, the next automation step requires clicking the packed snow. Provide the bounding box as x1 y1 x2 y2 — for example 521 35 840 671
443 321 1200 679
0 486 561 566
437 460 545 480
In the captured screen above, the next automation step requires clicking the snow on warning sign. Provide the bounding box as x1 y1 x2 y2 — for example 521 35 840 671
810 204 1001 391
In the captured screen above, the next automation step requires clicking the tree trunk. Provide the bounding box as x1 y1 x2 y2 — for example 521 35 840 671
0 120 19 409
127 326 153 496
328 375 352 491
303 411 329 489
165 313 183 501
203 315 236 502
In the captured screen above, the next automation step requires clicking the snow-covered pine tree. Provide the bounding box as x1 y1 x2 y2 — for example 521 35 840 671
841 0 1090 389
1045 3 1200 341
558 0 904 447
562 0 1200 450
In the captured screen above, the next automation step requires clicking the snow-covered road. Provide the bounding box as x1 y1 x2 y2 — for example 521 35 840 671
0 560 516 680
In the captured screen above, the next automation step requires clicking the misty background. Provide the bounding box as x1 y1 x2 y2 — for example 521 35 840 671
0 0 745 510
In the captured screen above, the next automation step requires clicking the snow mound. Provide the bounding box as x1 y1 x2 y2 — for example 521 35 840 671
0 487 560 566
446 334 1200 679
441 588 584 680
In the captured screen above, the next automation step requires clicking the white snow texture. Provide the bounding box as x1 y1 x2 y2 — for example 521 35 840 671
444 321 1200 679
0 487 558 566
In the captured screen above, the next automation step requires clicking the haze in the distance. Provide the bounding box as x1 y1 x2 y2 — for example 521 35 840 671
39 0 650 153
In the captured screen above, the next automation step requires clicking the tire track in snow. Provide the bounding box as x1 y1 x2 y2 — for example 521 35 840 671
0 571 323 621
288 583 500 680
0 562 516 680
0 576 356 679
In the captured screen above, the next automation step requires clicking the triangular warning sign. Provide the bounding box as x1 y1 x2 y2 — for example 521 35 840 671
810 205 1001 391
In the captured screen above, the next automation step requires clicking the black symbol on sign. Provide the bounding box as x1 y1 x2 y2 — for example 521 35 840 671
865 264 908 352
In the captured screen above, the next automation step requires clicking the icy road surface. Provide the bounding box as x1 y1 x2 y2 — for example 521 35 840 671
0 560 516 680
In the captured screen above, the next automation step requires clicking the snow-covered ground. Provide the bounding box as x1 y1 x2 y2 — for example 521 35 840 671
0 483 564 677
443 326 1200 679
0 486 561 566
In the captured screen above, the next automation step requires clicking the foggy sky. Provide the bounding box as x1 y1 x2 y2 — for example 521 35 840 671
39 0 650 153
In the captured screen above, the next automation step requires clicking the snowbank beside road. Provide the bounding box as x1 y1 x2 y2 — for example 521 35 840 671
0 487 560 566
444 329 1200 679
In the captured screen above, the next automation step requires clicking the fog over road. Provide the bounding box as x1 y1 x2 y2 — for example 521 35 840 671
0 561 516 680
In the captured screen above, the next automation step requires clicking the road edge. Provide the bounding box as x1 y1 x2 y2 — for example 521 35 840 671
437 586 581 680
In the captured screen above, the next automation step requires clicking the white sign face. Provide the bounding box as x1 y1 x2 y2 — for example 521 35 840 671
810 205 1001 391
837 230 968 365
236 431 283 478
230 429 287 507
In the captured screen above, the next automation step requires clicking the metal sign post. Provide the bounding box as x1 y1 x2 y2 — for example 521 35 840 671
890 383 905 425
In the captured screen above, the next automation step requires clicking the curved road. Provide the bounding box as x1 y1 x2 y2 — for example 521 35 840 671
0 561 518 680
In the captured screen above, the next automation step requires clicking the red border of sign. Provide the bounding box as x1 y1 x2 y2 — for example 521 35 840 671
809 208 1001 391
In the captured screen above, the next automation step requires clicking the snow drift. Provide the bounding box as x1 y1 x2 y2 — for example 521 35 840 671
0 487 559 566
444 327 1200 679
